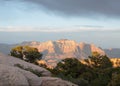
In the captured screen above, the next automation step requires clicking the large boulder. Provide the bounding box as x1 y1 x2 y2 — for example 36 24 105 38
0 53 51 76
40 77 78 86
0 64 41 86
0 53 77 86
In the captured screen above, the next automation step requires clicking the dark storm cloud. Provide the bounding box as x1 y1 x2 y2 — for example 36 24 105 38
21 0 120 17
3 0 120 17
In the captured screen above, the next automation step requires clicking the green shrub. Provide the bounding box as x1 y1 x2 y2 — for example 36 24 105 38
10 46 42 64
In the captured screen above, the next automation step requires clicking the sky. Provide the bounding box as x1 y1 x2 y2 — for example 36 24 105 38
0 0 120 48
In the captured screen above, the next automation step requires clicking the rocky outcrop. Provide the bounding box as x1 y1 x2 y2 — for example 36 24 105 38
0 64 41 86
22 39 105 67
0 53 51 76
25 39 105 59
0 53 45 86
0 64 26 86
0 53 77 86
40 77 77 86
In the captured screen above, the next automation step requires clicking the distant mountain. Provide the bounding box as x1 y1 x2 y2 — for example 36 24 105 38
0 44 13 54
20 39 105 58
1 39 120 67
0 39 112 67
18 39 105 67
104 48 120 58
1 40 120 68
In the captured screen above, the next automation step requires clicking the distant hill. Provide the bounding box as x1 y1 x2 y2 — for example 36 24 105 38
104 48 120 58
0 44 13 54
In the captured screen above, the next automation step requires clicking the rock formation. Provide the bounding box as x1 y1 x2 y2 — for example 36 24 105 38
0 53 77 86
20 39 105 67
40 77 77 86
22 39 105 58
0 39 105 67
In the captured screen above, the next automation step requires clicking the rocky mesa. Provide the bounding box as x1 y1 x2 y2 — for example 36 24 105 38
19 39 105 67
0 39 106 67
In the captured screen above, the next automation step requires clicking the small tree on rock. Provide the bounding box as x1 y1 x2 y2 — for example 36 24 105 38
10 46 42 63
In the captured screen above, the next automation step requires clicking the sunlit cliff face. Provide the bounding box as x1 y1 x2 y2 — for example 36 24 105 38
19 39 105 67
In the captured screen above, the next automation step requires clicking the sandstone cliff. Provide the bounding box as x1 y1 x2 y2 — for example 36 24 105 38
19 39 105 67
0 39 105 67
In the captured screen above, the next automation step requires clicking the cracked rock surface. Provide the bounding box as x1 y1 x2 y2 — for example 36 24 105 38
0 53 77 86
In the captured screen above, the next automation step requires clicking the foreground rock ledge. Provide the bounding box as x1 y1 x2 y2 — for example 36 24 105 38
0 53 51 76
0 53 77 86
40 77 77 86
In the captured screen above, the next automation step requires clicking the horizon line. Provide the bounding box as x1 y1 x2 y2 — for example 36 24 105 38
0 26 119 32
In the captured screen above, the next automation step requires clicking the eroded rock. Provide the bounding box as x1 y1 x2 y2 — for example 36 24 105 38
40 77 78 86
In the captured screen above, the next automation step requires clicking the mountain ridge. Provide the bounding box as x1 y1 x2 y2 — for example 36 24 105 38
16 39 105 67
0 39 120 67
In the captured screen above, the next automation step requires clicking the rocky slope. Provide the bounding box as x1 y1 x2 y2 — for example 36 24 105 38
0 53 77 86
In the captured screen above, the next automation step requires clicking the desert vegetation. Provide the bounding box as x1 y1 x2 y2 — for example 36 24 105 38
10 46 120 86
49 52 120 86
10 46 42 64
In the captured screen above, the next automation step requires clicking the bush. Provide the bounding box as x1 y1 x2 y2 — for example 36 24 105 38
50 53 115 86
10 46 42 64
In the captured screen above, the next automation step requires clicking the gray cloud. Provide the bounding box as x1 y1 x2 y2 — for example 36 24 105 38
18 0 120 17
2 0 120 17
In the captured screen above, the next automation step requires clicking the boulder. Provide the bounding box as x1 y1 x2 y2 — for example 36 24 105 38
40 77 78 86
0 53 77 86
0 53 51 76
0 64 35 86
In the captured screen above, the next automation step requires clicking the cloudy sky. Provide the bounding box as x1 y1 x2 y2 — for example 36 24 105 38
0 0 120 48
